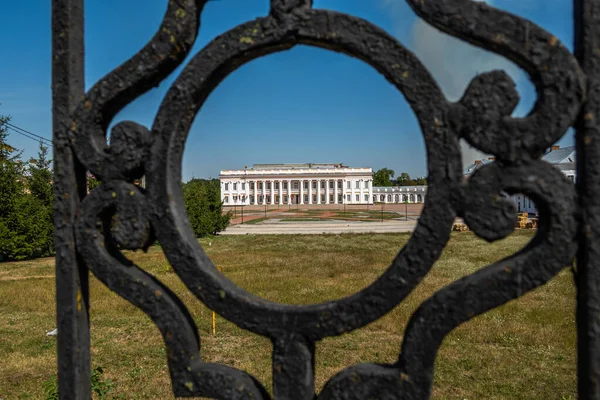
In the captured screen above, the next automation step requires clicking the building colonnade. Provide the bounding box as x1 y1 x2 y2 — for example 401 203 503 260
221 178 373 206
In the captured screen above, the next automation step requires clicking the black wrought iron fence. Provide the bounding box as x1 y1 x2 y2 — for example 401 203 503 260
51 0 600 398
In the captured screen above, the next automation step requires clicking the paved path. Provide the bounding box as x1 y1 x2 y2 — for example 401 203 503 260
221 219 419 235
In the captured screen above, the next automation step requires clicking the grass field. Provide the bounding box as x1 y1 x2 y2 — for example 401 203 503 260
0 231 576 399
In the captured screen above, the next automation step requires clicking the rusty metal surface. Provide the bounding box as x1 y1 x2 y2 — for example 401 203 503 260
51 0 596 398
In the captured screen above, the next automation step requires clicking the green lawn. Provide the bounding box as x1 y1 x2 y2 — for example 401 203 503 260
0 231 576 399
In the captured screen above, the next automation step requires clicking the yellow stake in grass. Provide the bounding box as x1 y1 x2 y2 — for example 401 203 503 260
212 266 223 335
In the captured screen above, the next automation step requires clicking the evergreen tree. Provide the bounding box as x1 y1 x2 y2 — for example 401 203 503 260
182 178 231 237
0 118 56 260
28 141 53 206
26 141 55 256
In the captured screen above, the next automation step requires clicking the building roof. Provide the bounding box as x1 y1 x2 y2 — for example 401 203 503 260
542 146 576 164
463 158 494 176
463 145 576 178
251 163 348 170
373 186 427 192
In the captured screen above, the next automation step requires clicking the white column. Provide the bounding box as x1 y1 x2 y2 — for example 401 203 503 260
368 179 373 204
279 180 283 205
317 179 322 204
309 180 313 204
253 180 258 204
325 179 330 204
300 180 304 204
270 180 275 205
334 179 338 204
262 180 266 205
288 179 292 204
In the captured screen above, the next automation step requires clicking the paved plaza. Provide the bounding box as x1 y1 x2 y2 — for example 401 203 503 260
221 219 418 235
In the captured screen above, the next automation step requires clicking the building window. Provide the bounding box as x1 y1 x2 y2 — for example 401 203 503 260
364 194 368 202
329 181 334 189
356 194 360 202
224 197 228 203
313 195 317 202
304 181 309 189
321 195 325 202
338 195 342 202
347 194 351 202
313 182 317 189
347 181 351 189
258 183 262 189
283 182 288 189
321 181 325 189
356 181 360 189
225 183 229 191
294 182 299 189
242 183 245 190
337 181 342 189
233 183 237 191
330 195 334 202
304 195 308 202
568 175 575 182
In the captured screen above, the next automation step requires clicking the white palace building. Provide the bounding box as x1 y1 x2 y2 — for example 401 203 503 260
220 163 374 205
219 163 429 206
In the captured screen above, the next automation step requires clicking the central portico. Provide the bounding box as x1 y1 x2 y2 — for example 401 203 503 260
220 163 373 206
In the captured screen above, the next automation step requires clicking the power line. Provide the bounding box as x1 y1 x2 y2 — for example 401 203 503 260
4 122 52 145
5 126 53 148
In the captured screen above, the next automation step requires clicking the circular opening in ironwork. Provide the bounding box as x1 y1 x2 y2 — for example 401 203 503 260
183 45 428 304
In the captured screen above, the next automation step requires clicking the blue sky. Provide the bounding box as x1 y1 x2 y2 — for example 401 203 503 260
0 0 575 181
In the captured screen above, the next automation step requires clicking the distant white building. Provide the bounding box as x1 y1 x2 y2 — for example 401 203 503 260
219 163 373 205
463 145 576 214
372 186 427 204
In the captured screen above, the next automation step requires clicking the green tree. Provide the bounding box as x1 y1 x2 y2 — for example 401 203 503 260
373 168 395 186
182 178 231 237
413 176 427 186
396 172 412 186
26 141 55 256
28 141 53 206
0 115 25 218
0 119 56 261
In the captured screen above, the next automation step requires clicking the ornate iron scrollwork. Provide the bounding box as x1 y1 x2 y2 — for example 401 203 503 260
52 0 597 398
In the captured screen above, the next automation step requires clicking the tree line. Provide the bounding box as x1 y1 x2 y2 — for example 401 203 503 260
373 168 427 187
0 116 230 262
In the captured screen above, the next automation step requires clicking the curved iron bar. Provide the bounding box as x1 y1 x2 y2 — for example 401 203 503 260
318 161 578 399
76 181 269 398
69 0 208 181
406 0 586 161
149 9 459 338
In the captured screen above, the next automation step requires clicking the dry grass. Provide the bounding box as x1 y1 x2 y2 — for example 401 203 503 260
0 231 576 399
